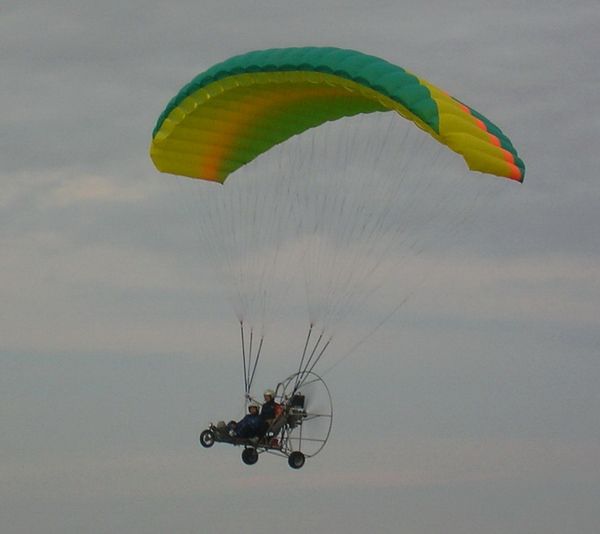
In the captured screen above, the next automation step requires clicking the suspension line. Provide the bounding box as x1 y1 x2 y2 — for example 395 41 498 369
240 322 248 395
294 330 332 392
294 324 313 388
247 335 264 392
247 328 254 393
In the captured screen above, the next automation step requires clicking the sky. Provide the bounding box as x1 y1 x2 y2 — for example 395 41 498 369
2 1 599 533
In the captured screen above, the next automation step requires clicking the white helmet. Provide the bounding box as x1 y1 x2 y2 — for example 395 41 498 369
263 389 275 398
248 402 260 412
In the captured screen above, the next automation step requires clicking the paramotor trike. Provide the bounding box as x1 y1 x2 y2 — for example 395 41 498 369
199 372 333 469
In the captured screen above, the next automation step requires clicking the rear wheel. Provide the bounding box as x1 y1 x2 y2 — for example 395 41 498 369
241 447 259 465
199 429 215 448
288 451 305 469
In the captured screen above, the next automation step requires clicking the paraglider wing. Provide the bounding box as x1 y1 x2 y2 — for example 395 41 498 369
150 47 524 183
152 49 526 466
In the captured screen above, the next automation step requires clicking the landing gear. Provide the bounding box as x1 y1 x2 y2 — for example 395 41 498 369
199 429 215 448
241 447 259 465
287 451 305 469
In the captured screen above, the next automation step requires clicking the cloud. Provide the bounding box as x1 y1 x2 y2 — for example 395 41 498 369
44 174 147 207
5 435 594 504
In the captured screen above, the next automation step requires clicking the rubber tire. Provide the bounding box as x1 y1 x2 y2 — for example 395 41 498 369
199 429 215 448
241 447 259 465
288 451 305 469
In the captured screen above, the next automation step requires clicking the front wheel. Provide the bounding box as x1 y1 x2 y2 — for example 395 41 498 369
241 447 259 465
199 429 215 448
288 451 305 469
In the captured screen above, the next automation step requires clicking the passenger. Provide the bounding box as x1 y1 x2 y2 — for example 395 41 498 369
234 402 263 438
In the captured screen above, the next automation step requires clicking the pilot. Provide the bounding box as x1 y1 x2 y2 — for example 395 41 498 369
260 389 283 436
260 389 278 420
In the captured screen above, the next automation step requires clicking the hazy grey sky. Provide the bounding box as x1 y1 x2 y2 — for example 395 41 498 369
2 1 599 533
